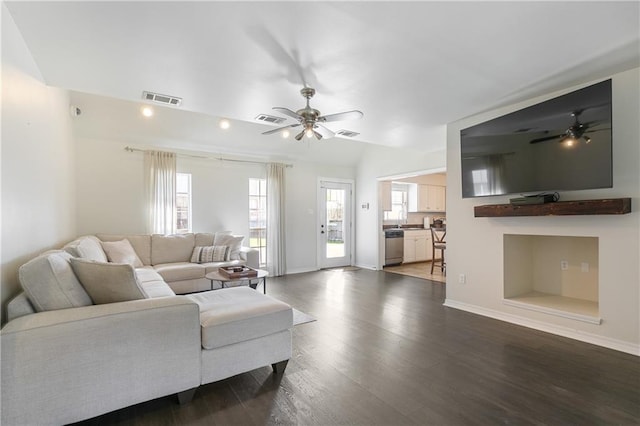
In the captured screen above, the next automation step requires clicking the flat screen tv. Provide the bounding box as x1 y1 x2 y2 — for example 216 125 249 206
460 79 612 198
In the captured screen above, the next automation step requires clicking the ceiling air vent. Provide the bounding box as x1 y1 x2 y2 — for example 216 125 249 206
336 129 360 138
255 114 286 124
142 91 182 106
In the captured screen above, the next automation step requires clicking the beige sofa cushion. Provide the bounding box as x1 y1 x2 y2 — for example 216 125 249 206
101 239 143 267
194 233 215 247
187 287 292 350
97 234 152 266
135 268 176 298
63 236 108 262
151 233 195 265
154 262 205 282
70 258 147 304
19 250 93 312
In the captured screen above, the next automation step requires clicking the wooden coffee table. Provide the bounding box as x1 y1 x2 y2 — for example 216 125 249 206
205 268 268 294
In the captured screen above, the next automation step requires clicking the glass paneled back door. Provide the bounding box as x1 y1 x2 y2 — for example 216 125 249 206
318 180 352 269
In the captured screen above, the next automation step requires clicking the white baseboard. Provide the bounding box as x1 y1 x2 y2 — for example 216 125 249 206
443 299 639 356
354 263 377 271
287 264 377 275
285 267 319 275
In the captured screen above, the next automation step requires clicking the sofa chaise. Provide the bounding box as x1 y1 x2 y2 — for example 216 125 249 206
1 234 293 425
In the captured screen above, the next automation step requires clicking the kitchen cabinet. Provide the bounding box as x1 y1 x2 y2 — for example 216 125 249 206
380 181 392 211
408 184 446 212
403 230 432 263
403 237 416 262
418 185 446 212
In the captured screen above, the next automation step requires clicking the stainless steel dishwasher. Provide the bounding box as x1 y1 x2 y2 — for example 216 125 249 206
384 229 404 266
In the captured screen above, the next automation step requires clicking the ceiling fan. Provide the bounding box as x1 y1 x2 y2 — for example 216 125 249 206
262 87 363 140
529 109 606 145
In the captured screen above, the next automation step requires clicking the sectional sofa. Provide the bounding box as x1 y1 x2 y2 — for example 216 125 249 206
1 233 293 425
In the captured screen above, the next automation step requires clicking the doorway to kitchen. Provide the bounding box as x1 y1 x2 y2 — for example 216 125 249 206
378 169 447 283
318 179 353 269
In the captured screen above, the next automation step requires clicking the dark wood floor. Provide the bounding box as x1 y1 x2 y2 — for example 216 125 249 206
75 269 640 425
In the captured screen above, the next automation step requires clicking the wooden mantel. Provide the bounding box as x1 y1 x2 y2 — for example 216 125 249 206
474 198 631 217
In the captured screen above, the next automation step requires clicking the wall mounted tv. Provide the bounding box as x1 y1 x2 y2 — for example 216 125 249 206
460 79 612 198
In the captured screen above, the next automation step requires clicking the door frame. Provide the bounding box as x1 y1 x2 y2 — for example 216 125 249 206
376 167 446 270
317 177 355 269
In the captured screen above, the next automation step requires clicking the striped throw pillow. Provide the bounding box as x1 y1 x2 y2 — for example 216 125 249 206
190 246 229 263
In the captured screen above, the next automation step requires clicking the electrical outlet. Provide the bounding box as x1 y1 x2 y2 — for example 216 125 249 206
581 262 589 273
458 274 466 284
560 260 569 270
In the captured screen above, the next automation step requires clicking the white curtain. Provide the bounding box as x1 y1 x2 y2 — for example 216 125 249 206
266 163 286 276
144 150 177 235
486 154 505 195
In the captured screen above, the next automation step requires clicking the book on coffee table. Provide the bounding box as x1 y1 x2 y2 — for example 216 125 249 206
218 266 258 279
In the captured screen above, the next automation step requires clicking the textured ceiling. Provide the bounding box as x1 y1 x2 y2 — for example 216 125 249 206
5 1 639 162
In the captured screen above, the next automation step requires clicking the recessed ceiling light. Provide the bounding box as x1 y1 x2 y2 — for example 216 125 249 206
282 130 290 138
219 119 230 130
141 106 154 117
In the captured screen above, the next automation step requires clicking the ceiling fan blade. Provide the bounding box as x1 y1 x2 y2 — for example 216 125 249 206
314 123 335 139
318 110 363 123
261 123 300 135
530 134 562 144
273 107 302 120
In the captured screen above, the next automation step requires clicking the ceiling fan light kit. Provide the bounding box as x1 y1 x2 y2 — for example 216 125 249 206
261 87 363 141
529 108 608 147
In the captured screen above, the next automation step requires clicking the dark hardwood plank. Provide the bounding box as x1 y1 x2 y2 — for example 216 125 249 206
72 269 640 425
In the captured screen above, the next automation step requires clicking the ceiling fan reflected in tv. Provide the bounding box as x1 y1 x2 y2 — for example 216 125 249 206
460 79 612 198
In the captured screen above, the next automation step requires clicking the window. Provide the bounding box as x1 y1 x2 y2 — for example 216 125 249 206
249 178 266 266
326 189 344 244
176 173 192 233
383 183 408 221
471 169 489 196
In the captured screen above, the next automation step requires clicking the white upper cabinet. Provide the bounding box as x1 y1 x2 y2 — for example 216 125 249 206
422 185 446 212
410 184 446 212
380 181 392 211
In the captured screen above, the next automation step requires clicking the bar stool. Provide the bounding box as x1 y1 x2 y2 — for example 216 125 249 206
430 227 446 275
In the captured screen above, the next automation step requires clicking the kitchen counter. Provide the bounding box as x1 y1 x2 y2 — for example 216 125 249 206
382 224 425 231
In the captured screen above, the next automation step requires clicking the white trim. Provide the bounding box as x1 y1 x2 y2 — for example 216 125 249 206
354 263 378 271
376 167 447 270
443 299 640 356
377 166 447 182
502 298 602 325
285 267 320 275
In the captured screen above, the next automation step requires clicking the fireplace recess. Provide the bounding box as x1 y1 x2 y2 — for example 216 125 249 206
503 234 600 324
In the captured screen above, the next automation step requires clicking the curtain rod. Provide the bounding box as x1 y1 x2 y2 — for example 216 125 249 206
124 146 292 167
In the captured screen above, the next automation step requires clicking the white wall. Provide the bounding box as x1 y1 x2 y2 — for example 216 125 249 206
1 4 76 321
445 68 640 354
74 137 356 273
354 143 446 269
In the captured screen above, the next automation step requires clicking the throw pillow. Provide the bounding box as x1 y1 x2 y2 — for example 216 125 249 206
70 258 148 304
213 234 244 260
191 245 229 263
101 239 143 268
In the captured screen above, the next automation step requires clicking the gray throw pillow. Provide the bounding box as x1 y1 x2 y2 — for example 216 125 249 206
70 258 148 304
